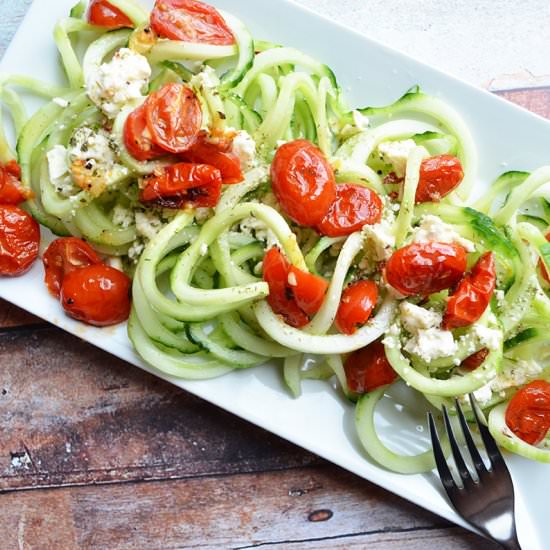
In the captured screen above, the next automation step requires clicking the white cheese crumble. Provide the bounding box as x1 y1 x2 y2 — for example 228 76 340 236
190 65 220 90
53 97 69 107
472 323 502 350
352 110 370 130
86 48 151 118
199 243 209 256
135 211 163 241
414 214 475 252
472 359 543 405
377 139 417 177
399 302 442 333
47 144 69 180
238 215 280 249
112 205 135 229
128 241 145 263
231 130 257 171
362 220 396 261
404 327 458 363
68 127 116 166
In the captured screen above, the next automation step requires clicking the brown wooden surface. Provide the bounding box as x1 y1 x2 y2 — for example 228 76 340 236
1 87 548 549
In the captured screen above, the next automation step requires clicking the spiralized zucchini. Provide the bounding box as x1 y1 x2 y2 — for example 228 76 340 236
2 0 550 472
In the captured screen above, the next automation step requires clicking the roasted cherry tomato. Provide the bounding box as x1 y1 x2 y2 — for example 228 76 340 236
443 252 496 330
88 0 133 28
538 232 550 284
150 0 235 45
287 264 328 317
145 83 202 154
140 162 222 208
385 242 467 297
124 103 166 161
505 380 550 446
271 140 336 227
416 155 464 203
461 348 489 371
0 205 40 277
0 160 31 205
316 184 383 237
43 237 102 298
344 340 397 394
60 264 131 327
263 248 309 328
336 280 379 335
182 139 243 184
263 247 327 328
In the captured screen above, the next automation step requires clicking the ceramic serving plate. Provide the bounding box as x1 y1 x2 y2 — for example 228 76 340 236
1 1 549 547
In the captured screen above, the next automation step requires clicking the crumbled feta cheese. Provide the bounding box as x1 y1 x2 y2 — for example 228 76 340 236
128 241 145 262
199 243 209 256
472 359 543 405
399 302 442 333
495 289 506 308
69 127 116 166
231 130 257 171
414 214 475 252
377 139 417 177
239 216 280 248
86 48 151 118
112 205 134 229
135 211 163 241
472 324 502 350
47 145 69 180
362 220 396 261
352 110 370 130
190 65 220 90
405 327 458 363
53 97 69 107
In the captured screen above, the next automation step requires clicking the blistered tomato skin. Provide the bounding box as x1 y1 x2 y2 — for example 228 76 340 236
416 155 464 203
344 340 397 394
43 237 102 298
124 103 166 162
505 380 550 446
150 0 235 45
60 264 131 327
287 265 328 317
336 280 379 335
271 140 336 227
461 348 489 371
385 242 468 297
316 184 383 237
0 160 30 205
88 0 133 28
443 252 496 330
0 205 40 277
145 83 202 154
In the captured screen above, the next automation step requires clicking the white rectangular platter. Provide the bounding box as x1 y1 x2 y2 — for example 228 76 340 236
1 1 549 548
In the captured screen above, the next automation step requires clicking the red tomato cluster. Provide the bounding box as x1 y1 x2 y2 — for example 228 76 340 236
505 380 550 446
344 340 397 394
124 83 244 209
271 140 383 236
262 247 328 328
43 238 131 327
0 161 40 278
443 252 496 330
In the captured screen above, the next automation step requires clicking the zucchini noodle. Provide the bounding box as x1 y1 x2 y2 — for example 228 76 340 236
3 0 550 472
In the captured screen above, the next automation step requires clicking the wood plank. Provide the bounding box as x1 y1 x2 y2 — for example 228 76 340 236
494 86 550 119
0 327 320 492
0 299 42 328
0 467 496 549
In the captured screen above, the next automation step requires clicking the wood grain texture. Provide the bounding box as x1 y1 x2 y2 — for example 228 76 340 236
0 467 499 550
495 87 550 119
0 299 41 328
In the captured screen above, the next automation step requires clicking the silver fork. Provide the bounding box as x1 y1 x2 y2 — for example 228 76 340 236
427 394 521 550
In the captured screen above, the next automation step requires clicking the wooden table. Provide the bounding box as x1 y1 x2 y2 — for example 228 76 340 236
1 2 549 548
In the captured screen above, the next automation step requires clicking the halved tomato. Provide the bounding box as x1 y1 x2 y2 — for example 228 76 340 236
124 103 166 162
88 0 133 29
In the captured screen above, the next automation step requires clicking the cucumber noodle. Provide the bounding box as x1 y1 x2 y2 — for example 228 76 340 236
2 0 550 470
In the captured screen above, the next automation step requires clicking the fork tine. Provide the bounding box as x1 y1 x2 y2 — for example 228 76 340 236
469 393 506 469
442 405 473 486
454 398 487 477
427 411 456 495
